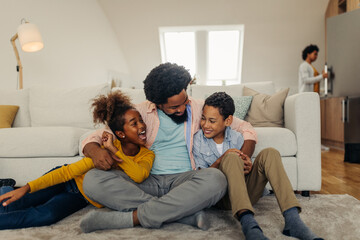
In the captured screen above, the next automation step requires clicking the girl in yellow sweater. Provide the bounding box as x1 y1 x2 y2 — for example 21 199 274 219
0 91 154 229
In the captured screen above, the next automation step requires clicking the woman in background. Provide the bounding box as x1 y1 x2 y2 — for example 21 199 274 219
298 44 328 93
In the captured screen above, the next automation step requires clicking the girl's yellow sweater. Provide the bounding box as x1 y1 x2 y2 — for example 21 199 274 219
28 140 154 208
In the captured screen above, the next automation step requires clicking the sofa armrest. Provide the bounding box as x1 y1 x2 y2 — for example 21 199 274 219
284 92 321 191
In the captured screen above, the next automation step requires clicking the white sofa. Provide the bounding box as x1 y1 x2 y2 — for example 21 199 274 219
0 83 110 186
0 81 321 194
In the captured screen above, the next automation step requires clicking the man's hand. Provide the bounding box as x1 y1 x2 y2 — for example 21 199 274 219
94 148 117 170
0 184 30 207
83 142 122 170
240 140 256 158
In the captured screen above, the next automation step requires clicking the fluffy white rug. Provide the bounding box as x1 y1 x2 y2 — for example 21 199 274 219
1 194 359 240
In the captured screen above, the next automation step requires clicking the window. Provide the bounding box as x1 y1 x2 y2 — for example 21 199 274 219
161 32 196 77
159 25 244 85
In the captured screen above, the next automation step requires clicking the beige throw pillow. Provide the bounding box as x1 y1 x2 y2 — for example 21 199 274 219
0 105 19 128
243 86 289 127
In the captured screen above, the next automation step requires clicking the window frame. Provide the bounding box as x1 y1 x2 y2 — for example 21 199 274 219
159 24 245 85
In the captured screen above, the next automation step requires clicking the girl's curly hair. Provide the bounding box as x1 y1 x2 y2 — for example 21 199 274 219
92 91 134 137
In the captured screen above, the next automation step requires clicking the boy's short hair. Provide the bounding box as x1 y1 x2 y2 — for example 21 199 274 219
204 92 235 120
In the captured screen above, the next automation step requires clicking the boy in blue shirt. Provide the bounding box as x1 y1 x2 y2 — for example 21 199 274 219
193 92 322 240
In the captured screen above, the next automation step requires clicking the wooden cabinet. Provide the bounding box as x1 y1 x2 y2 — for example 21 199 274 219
326 0 340 18
321 97 345 149
324 97 345 142
326 0 360 18
347 0 360 12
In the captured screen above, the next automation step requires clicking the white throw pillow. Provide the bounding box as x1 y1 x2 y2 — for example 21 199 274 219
0 89 31 127
30 83 110 129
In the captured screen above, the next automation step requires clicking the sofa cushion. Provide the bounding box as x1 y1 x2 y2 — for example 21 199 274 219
0 127 89 157
190 81 275 100
203 93 253 120
0 105 19 128
29 83 110 129
112 87 146 104
242 81 275 95
253 127 297 157
191 84 244 99
0 157 83 186
244 87 289 127
233 96 253 120
0 89 31 127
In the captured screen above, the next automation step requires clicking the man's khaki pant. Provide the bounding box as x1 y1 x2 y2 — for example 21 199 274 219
218 147 300 216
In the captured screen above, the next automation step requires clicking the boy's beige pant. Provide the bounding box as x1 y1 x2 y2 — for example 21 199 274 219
217 147 300 216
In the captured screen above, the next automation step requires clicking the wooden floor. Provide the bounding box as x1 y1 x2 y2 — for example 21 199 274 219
311 148 360 200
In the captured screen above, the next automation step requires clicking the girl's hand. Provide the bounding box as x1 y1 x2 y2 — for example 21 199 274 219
102 131 113 148
102 132 118 155
0 184 30 207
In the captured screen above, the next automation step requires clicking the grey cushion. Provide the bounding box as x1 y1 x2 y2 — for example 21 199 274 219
233 96 253 120
203 94 252 120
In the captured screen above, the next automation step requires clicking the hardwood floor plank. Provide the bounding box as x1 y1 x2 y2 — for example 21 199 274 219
311 148 360 200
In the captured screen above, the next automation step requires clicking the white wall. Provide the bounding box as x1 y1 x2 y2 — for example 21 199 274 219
98 0 329 92
0 0 129 90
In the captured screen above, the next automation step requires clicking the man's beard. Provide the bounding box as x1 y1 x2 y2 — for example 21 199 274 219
166 110 188 124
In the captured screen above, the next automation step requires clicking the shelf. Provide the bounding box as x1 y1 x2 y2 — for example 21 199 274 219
338 0 346 5
338 0 347 14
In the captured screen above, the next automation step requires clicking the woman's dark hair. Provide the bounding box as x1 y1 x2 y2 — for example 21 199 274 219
204 92 235 120
302 44 319 60
143 63 192 105
92 91 134 138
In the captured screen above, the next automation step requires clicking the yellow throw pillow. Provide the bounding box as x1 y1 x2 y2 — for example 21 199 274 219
243 86 289 127
0 105 19 128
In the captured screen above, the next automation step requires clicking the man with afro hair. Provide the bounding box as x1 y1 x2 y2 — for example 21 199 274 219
80 63 257 230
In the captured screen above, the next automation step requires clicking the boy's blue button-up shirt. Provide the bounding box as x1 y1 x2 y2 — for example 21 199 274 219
193 126 244 169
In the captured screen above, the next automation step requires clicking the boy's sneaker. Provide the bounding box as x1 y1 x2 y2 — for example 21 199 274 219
0 178 16 187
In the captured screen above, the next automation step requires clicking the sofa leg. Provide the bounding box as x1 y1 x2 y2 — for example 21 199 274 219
301 191 310 197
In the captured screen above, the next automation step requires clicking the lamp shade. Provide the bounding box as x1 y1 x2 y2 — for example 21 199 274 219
17 22 44 52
